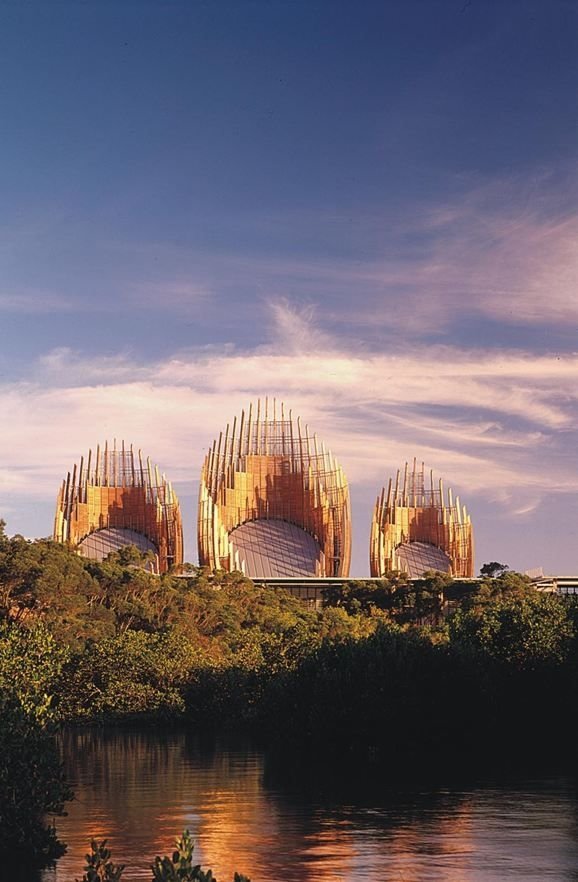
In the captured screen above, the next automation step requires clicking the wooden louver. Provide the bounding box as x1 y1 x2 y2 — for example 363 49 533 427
197 399 351 577
370 458 474 578
53 440 183 574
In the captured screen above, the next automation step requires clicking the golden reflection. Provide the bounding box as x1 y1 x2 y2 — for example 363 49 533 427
45 730 560 882
50 729 360 881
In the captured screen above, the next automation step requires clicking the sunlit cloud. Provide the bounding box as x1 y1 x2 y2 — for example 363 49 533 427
2 322 578 526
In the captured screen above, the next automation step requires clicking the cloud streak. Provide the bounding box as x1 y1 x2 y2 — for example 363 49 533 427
3 175 577 340
135 173 578 336
3 328 577 511
0 288 77 314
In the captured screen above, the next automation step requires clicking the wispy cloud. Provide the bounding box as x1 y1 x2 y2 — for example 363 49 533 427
36 348 151 384
3 325 578 514
267 298 334 353
396 177 578 331
118 175 578 338
127 280 211 314
3 175 576 338
0 288 76 314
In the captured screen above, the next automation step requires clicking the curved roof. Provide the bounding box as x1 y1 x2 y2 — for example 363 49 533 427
77 527 158 562
229 519 322 578
395 541 451 578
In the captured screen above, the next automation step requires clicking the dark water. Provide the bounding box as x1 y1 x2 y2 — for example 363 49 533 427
40 727 578 882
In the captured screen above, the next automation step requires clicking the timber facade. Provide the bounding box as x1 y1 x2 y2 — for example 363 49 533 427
370 459 474 578
198 399 351 578
53 441 183 574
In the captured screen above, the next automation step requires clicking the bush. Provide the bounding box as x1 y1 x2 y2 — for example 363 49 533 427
76 831 249 882
0 699 71 863
449 592 573 669
58 630 208 721
0 622 71 864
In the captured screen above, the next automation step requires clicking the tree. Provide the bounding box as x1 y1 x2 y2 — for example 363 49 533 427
449 592 573 669
0 622 72 864
479 561 509 578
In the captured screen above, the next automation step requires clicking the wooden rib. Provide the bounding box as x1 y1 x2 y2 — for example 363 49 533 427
197 400 351 577
370 461 474 578
54 442 183 573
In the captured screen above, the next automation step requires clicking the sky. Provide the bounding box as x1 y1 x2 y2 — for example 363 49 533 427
1 0 577 575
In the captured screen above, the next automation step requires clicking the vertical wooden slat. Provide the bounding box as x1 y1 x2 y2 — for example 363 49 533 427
197 400 352 577
55 442 184 574
369 463 474 578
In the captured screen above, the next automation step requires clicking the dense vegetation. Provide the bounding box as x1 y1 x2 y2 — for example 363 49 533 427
2 518 577 864
0 620 71 864
0 520 378 725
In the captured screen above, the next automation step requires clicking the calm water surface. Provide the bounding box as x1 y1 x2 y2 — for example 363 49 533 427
40 728 578 882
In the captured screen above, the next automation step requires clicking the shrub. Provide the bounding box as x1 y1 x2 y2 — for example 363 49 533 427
76 832 250 882
449 592 573 669
0 622 71 864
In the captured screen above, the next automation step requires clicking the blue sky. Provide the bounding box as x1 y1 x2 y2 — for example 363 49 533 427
1 0 577 574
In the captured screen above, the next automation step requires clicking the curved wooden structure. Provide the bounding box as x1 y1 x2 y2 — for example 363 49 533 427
198 399 351 577
370 459 474 578
53 441 183 574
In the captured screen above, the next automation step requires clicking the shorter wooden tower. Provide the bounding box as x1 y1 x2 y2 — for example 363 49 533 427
54 441 183 574
370 459 474 578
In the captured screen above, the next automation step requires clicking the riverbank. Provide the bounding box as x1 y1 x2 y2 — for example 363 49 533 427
3 530 578 866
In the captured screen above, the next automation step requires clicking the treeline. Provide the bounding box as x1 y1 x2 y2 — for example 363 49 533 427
1 521 574 739
1 519 577 864
0 521 378 723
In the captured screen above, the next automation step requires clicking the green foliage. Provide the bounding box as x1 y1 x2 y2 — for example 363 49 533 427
445 569 533 609
152 830 249 882
5 519 578 768
0 697 71 862
479 561 509 578
58 629 208 720
77 832 250 882
7 520 578 873
0 620 69 717
0 622 71 863
260 620 458 756
322 572 451 625
151 830 212 882
76 840 125 882
0 529 375 722
449 592 573 669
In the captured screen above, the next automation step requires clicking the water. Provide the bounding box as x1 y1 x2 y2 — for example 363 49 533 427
39 727 578 882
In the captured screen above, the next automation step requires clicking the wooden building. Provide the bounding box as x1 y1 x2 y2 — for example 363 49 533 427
198 399 351 577
370 459 474 578
53 441 183 574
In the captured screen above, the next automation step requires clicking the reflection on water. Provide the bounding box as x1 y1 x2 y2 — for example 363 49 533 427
35 727 578 882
